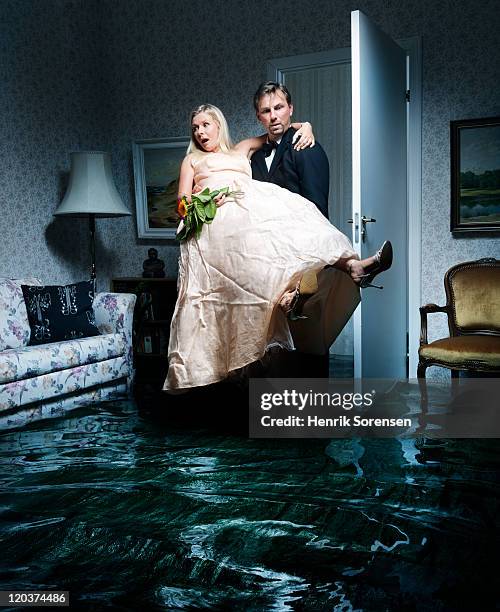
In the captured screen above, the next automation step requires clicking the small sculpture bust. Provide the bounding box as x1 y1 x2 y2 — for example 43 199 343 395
142 248 165 278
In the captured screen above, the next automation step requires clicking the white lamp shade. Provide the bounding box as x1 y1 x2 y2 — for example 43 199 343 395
55 151 131 217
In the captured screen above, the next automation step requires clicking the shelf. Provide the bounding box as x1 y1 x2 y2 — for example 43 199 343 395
112 277 177 385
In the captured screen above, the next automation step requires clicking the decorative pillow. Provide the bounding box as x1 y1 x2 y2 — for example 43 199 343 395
21 280 100 345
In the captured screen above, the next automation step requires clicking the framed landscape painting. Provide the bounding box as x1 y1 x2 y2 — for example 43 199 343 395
451 116 500 232
133 137 189 239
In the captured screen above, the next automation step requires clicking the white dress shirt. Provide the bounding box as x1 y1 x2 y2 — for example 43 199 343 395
265 138 281 171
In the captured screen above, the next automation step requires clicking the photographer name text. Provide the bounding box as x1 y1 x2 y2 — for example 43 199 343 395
261 415 412 428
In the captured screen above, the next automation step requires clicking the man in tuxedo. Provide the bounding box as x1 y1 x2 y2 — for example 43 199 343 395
251 81 335 377
251 81 330 218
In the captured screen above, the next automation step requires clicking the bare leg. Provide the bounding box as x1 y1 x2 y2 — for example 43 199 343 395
340 241 393 287
334 255 373 283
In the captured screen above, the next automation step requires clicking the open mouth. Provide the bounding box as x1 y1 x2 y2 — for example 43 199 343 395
201 138 210 145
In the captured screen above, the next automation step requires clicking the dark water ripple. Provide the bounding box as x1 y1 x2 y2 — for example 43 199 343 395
0 400 499 611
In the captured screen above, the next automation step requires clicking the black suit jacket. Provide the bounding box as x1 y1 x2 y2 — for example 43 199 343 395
251 127 330 218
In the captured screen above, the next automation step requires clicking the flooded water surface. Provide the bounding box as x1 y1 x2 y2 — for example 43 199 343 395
0 397 498 611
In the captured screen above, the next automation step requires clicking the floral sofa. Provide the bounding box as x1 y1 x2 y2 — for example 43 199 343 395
0 278 136 429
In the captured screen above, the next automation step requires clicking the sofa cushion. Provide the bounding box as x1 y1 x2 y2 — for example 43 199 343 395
0 278 42 351
0 333 126 384
0 357 128 412
21 280 100 345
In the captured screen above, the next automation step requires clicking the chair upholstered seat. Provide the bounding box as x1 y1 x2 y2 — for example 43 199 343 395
419 335 500 368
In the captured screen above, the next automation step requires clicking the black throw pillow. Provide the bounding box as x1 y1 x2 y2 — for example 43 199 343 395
21 280 100 345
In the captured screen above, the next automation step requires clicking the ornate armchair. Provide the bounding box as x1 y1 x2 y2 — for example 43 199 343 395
418 258 500 378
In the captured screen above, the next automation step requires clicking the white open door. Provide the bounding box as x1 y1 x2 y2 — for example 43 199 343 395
352 10 408 378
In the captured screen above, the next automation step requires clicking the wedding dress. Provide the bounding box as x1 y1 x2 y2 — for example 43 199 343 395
164 151 359 390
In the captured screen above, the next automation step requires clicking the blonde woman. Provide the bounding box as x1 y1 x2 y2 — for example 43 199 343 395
164 104 392 391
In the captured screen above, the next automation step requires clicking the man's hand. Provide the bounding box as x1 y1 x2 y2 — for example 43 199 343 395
292 122 315 150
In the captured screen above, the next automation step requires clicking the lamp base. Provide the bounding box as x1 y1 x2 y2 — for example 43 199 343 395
89 214 96 280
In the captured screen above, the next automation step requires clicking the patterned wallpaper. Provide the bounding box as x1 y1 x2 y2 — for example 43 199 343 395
1 0 499 371
0 0 109 284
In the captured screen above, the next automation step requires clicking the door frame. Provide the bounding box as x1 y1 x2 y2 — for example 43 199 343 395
266 35 422 377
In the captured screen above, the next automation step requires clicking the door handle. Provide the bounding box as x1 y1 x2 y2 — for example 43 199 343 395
361 216 376 242
348 216 376 242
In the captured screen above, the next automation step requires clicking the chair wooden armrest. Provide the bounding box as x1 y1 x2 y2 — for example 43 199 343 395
419 303 449 346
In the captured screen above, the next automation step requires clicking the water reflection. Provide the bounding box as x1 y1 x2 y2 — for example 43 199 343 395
0 396 498 611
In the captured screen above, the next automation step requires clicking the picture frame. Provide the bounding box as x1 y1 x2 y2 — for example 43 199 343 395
132 137 190 239
450 116 500 232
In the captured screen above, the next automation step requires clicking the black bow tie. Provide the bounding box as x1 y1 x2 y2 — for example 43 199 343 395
262 140 278 157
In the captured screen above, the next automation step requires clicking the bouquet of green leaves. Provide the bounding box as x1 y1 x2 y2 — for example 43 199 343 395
176 187 236 242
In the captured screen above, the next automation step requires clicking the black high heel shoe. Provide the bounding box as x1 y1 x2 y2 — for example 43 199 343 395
358 240 393 289
286 271 319 321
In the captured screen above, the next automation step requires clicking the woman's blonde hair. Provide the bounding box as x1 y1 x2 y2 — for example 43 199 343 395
187 104 233 155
